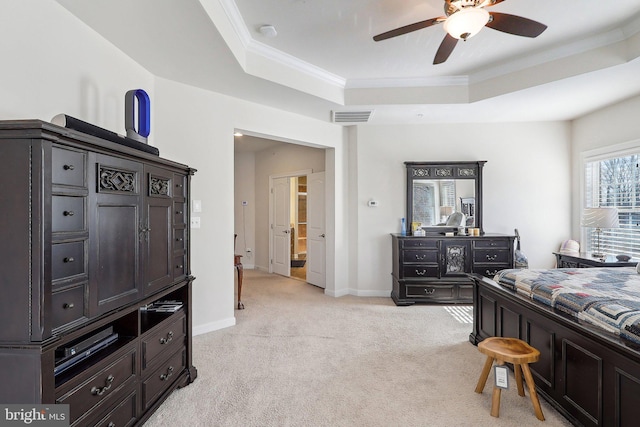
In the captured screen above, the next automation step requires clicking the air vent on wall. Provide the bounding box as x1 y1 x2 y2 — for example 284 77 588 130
331 110 373 123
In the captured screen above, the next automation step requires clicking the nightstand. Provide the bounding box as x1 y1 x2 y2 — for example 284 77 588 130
554 252 638 268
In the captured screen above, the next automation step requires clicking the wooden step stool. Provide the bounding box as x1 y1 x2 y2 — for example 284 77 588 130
475 337 545 421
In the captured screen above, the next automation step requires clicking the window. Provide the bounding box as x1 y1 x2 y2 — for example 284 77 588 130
584 151 640 257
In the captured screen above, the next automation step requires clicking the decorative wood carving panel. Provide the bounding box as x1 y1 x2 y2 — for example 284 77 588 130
99 166 137 193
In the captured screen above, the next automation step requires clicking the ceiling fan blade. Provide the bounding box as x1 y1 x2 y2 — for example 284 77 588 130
433 34 458 65
480 0 507 7
486 12 547 38
373 17 444 42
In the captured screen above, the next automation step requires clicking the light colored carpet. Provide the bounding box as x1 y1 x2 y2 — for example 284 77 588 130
144 270 573 427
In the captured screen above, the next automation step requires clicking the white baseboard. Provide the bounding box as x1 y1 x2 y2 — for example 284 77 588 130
192 316 236 336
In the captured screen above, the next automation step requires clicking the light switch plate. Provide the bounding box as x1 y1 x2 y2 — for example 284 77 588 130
190 217 201 228
192 199 202 213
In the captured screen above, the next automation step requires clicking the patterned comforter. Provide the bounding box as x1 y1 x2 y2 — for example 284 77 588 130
493 268 640 344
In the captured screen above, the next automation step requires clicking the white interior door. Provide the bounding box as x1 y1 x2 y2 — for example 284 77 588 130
306 172 325 288
272 177 291 277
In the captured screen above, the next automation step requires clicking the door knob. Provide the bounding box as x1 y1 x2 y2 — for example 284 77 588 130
283 230 290 234
320 233 325 238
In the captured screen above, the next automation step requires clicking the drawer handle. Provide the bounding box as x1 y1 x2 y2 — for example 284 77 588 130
176 264 184 269
63 257 75 263
486 254 498 261
91 374 114 396
414 254 426 260
63 164 75 171
160 366 174 381
63 303 74 309
159 331 174 345
176 210 183 214
424 288 435 295
415 269 427 276
107 423 115 427
63 210 75 216
485 270 498 276
176 238 184 242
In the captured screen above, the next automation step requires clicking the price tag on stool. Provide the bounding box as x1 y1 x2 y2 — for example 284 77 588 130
494 365 509 389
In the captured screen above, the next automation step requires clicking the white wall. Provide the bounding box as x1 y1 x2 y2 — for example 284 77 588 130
0 1 155 137
571 94 640 240
351 122 572 295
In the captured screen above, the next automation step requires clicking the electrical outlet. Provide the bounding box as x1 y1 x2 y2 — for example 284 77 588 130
190 217 201 228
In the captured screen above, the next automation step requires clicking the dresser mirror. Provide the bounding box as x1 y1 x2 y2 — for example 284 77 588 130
405 161 486 235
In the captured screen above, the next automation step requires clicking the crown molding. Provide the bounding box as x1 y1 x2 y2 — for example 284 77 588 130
346 75 469 89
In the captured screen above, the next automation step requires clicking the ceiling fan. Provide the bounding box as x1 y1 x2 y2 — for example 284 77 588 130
373 0 547 64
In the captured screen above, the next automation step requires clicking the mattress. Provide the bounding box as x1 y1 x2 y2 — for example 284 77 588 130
493 267 640 343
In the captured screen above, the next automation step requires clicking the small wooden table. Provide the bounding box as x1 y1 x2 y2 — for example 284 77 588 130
234 254 244 309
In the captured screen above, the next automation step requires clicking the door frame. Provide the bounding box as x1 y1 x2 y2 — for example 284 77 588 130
268 169 313 275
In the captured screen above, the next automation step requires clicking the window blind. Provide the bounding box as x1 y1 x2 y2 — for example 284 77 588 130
584 154 640 257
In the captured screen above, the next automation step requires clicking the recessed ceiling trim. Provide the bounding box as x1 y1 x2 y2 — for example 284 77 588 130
347 75 469 89
472 26 634 84
246 40 346 87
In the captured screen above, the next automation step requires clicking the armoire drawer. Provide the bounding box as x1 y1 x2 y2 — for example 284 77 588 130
141 313 186 371
51 284 87 330
141 348 186 410
57 346 137 426
90 387 137 427
52 241 86 281
52 146 86 188
52 196 85 233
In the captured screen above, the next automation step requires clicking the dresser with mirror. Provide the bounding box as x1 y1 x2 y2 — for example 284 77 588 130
391 161 515 306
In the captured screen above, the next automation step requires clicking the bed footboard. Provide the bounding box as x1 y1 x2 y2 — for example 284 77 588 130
470 274 640 427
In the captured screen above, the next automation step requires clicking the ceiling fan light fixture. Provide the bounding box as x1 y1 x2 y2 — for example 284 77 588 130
443 7 490 40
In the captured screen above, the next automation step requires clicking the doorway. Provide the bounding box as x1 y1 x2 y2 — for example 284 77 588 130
270 171 326 288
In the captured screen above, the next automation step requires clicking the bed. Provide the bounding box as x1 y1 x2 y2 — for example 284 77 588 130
470 267 640 427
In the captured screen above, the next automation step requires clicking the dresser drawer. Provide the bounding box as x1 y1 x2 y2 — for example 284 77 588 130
473 239 510 249
57 347 137 425
52 196 85 233
402 265 439 278
473 249 510 264
401 239 438 249
52 241 86 281
141 348 186 410
51 284 87 330
472 266 510 277
402 249 438 264
405 284 455 300
52 146 86 188
142 313 186 371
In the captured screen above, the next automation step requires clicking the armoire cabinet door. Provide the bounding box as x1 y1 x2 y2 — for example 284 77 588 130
88 154 143 317
143 165 174 295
